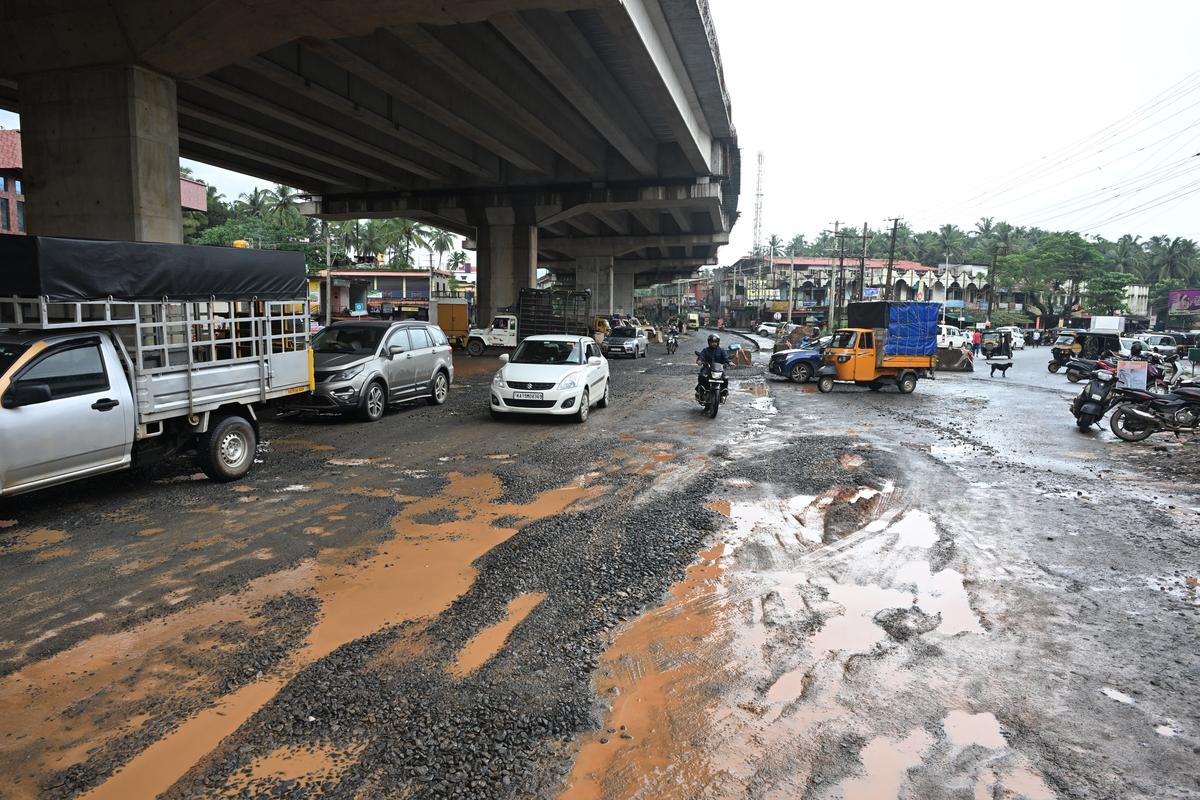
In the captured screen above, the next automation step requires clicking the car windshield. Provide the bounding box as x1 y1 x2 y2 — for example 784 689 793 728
0 342 29 378
830 330 857 348
612 327 638 338
312 325 386 355
511 339 583 365
1120 338 1137 350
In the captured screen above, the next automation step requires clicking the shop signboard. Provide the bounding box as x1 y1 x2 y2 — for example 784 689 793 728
1167 289 1200 315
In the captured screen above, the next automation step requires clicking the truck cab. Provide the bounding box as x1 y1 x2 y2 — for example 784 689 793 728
0 331 137 496
467 314 519 356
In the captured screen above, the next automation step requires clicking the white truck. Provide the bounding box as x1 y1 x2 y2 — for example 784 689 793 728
465 288 591 356
0 236 312 497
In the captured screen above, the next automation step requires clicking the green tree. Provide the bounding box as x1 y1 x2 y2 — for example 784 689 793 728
427 227 455 269
1083 271 1137 315
236 188 271 218
266 184 303 226
448 250 469 271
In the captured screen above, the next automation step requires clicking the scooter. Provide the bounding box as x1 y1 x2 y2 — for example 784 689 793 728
695 352 729 418
1069 368 1118 429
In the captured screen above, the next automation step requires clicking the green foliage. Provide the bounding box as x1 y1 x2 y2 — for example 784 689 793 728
1083 271 1137 315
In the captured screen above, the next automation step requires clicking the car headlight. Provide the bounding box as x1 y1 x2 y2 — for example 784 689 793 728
492 371 506 388
325 365 364 382
557 373 581 390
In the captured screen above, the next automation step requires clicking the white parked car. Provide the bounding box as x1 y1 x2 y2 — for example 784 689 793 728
937 324 969 349
756 322 780 337
994 326 1026 350
490 335 610 423
1137 333 1177 355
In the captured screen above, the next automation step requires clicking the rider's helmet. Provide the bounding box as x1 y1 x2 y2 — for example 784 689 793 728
707 334 721 347
1130 340 1143 357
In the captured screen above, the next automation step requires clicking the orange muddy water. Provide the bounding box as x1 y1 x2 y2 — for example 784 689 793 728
450 592 546 678
0 470 598 800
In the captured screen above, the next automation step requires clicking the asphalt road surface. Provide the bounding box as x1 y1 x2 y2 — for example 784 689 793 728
0 335 1196 800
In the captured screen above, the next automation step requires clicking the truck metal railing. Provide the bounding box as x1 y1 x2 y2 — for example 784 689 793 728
3 295 309 418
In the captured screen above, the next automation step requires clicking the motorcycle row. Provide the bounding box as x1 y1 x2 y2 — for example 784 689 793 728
1067 352 1200 441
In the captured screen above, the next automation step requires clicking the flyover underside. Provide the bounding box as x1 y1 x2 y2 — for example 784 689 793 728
2 0 738 311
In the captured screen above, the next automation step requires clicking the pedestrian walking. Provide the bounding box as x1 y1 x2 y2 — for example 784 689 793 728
971 329 982 356
1032 329 1041 348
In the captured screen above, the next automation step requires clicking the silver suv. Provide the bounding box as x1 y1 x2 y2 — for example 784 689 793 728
296 320 454 421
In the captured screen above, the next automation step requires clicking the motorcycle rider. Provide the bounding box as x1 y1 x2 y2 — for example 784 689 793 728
696 333 730 401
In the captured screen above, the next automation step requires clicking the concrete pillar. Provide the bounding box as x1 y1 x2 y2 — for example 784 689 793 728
574 255 614 317
20 65 182 243
474 207 537 320
613 272 635 316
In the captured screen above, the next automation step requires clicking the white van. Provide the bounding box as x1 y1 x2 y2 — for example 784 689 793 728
937 324 968 349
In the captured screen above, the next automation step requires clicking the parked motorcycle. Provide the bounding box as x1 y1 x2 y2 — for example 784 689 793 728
695 351 729 418
666 330 678 354
1108 381 1200 441
1070 368 1119 429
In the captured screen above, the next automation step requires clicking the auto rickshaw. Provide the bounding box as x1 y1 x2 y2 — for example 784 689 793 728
980 331 1010 360
1047 330 1121 373
816 327 937 394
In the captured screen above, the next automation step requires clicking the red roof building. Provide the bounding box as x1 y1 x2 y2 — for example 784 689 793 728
0 128 206 236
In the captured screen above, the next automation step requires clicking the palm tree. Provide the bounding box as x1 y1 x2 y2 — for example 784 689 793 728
358 221 387 265
266 184 302 225
766 234 785 258
787 234 808 255
386 219 431 267
936 224 966 266
236 188 271 218
448 250 469 271
427 228 455 269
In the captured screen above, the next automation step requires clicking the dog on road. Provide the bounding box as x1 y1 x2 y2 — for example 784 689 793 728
989 361 1013 377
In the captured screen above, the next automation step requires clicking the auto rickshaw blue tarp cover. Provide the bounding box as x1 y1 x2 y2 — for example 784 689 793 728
885 302 939 356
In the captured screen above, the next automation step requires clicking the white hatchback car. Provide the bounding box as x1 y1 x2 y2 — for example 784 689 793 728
490 335 610 423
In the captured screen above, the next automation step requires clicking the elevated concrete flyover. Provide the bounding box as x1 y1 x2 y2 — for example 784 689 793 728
0 0 739 315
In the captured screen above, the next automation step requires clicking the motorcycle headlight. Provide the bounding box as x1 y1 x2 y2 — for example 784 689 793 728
325 364 364 382
492 371 506 388
557 373 581 390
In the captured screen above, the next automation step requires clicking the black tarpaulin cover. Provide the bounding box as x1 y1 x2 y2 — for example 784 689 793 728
0 235 307 302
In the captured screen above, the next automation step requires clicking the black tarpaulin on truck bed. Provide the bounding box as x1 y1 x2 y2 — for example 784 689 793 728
0 235 307 302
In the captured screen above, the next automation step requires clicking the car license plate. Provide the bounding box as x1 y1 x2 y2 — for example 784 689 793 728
513 391 543 400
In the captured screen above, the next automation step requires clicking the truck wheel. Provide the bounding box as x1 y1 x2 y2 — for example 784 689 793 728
197 415 257 483
358 380 387 421
817 376 834 393
427 371 449 406
467 339 486 357
789 363 812 383
898 373 917 394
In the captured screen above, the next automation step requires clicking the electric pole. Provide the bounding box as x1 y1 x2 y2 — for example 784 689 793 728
323 219 332 327
826 220 840 329
752 152 765 316
884 217 900 301
858 222 868 301
836 230 848 327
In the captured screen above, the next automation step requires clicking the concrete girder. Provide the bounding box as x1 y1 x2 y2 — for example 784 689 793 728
388 24 605 175
588 0 713 174
242 56 492 179
593 210 630 235
178 103 398 184
303 36 551 175
540 232 730 258
187 76 449 184
177 130 353 188
0 0 608 78
491 10 658 176
667 205 691 233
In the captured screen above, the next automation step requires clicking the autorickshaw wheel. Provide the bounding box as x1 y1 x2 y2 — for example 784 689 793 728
897 373 917 394
1047 362 1060 373
817 376 835 393
868 381 883 391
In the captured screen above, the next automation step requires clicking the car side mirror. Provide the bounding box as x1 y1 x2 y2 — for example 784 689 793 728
2 381 53 409
499 353 510 363
588 356 602 366
388 345 406 358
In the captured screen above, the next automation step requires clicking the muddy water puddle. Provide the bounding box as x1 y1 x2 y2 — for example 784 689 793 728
450 592 546 677
565 479 1006 798
9 470 604 800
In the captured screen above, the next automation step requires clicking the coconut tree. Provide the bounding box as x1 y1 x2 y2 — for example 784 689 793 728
427 227 456 269
266 184 303 225
448 250 469 271
236 188 271 218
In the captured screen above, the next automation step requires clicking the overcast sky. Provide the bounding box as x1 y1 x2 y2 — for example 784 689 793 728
3 0 1199 264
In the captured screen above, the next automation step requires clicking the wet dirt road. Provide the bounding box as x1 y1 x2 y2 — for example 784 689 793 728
0 336 1196 799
